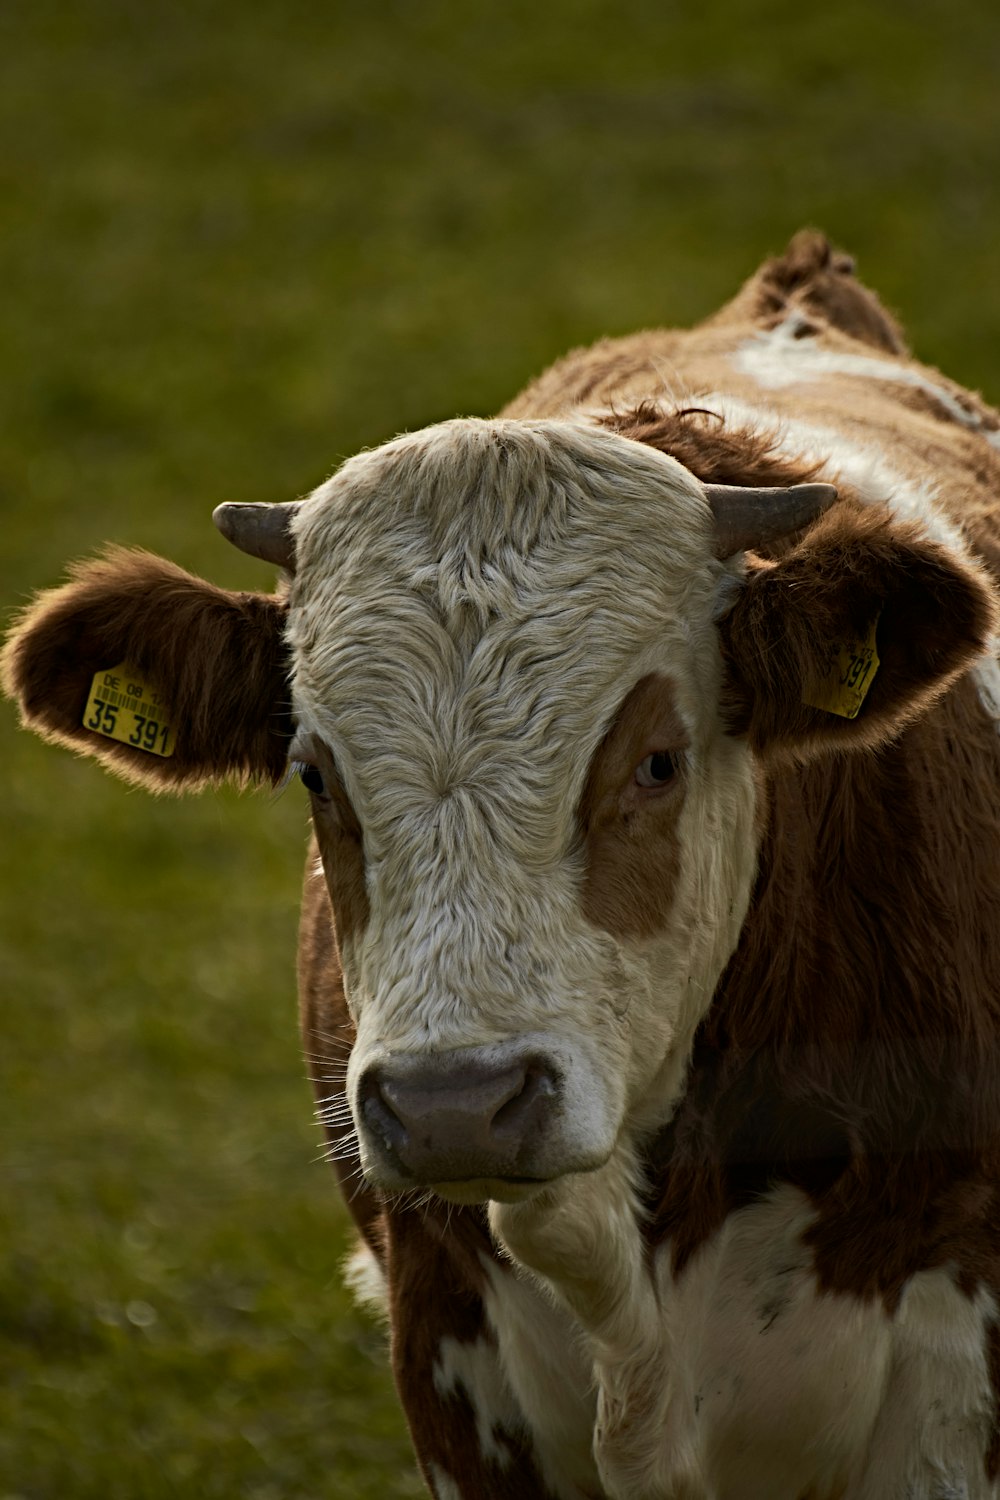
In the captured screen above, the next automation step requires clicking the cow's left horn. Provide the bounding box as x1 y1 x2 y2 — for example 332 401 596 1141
212 501 299 570
704 482 837 558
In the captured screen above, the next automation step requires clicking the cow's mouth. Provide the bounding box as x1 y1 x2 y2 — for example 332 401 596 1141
429 1176 552 1207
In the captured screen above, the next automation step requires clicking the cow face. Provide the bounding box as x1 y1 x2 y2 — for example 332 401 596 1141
284 420 761 1201
4 416 991 1206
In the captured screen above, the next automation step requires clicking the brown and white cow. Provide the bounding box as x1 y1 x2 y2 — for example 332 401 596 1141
7 230 1000 1499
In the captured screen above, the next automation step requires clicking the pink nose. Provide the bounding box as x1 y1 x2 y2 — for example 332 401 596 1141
359 1048 559 1184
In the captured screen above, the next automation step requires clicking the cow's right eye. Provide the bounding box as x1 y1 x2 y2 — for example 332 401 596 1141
298 765 326 796
634 751 677 789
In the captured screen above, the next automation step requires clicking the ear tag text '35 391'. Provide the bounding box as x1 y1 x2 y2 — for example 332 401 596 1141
83 664 175 758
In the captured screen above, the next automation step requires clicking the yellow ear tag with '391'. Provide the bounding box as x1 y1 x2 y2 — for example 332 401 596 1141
802 617 881 720
83 664 175 758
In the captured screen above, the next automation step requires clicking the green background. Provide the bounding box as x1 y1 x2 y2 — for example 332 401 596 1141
2 3 999 1495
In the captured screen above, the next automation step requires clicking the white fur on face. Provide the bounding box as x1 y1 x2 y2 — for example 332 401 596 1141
287 419 758 1185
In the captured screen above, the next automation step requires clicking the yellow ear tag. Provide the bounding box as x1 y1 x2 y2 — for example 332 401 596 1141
802 617 880 720
83 663 175 758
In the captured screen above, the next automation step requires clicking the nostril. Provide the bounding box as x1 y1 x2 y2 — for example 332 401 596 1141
359 1071 409 1158
491 1062 558 1140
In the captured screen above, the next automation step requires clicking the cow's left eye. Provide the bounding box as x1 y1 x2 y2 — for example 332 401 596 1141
635 751 677 789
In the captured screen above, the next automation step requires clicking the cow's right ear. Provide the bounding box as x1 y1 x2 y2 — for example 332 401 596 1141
2 548 292 791
716 505 997 763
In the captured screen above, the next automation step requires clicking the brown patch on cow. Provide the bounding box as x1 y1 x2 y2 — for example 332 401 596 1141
577 674 688 940
646 674 1000 1304
303 740 370 949
601 401 824 493
708 228 909 354
499 334 693 420
717 502 997 763
555 342 660 411
2 547 291 789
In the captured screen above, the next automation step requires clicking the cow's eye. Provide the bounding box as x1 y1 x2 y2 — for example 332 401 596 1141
298 764 326 796
635 751 677 789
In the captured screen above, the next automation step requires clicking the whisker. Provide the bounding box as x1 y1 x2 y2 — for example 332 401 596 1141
317 1118 354 1133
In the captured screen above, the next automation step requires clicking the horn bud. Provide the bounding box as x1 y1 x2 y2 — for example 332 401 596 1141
212 501 299 570
705 482 837 558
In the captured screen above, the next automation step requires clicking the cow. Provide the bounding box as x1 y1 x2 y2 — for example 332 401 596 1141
5 229 1000 1500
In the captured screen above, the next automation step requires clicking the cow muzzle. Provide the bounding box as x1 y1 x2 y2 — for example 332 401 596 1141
358 1045 560 1192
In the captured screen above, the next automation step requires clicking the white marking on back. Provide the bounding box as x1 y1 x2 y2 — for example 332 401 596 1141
734 316 1000 442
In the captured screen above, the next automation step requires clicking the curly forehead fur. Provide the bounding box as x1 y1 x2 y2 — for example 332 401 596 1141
287 418 731 851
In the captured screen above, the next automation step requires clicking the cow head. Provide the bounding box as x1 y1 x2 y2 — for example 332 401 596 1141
4 419 993 1205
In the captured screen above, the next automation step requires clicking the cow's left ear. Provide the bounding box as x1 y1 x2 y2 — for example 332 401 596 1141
717 505 997 761
3 547 292 791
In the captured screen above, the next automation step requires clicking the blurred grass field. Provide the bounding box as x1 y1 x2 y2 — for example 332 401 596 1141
2 2 999 1495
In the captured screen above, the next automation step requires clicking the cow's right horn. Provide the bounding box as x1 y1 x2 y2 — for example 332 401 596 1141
212 501 299 570
704 482 838 559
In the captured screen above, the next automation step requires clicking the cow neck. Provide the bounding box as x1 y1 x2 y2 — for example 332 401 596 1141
641 674 1000 1304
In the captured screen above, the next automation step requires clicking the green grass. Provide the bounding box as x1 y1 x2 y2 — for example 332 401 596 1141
2 1 999 1494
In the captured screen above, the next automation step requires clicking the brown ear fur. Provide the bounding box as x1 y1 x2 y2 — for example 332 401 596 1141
601 403 823 489
3 548 291 791
719 505 997 761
